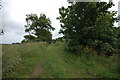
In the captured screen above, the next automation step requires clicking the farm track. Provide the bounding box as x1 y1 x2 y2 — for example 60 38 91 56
30 44 48 78
30 60 43 78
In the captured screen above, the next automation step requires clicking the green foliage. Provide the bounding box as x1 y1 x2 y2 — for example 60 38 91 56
21 35 36 43
23 13 55 42
51 37 65 44
57 2 119 56
24 35 36 40
55 37 61 42
51 39 56 44
55 37 65 42
36 28 52 42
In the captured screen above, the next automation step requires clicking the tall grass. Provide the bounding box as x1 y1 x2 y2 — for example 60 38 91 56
2 42 120 78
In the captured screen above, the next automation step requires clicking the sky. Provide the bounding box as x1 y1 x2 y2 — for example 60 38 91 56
0 0 120 44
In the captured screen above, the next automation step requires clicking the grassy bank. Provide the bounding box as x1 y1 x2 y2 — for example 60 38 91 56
2 42 120 78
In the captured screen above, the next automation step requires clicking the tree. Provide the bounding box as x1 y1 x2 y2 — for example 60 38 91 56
35 28 52 42
24 13 55 42
57 2 119 56
0 29 4 35
55 37 65 42
0 1 4 35
21 35 36 43
0 0 2 9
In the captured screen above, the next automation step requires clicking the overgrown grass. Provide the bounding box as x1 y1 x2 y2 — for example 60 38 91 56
2 42 120 78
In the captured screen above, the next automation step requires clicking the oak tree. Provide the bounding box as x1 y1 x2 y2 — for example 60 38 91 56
24 13 55 42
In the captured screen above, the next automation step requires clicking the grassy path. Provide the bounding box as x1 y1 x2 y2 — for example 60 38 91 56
38 42 94 78
30 60 43 78
2 42 120 78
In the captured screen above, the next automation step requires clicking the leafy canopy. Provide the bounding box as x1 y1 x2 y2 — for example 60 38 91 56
57 2 119 56
23 13 55 42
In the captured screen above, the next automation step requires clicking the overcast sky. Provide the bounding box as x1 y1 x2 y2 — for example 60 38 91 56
0 0 120 44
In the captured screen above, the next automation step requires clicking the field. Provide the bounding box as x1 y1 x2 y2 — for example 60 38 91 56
2 42 120 78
